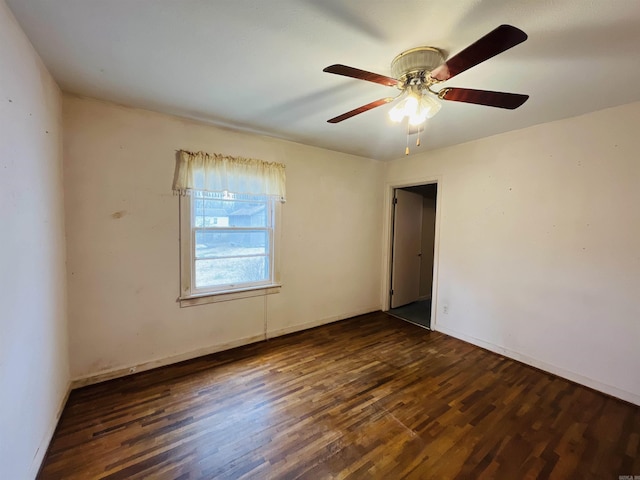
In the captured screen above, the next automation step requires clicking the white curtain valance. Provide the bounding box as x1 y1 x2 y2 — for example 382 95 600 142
173 150 286 202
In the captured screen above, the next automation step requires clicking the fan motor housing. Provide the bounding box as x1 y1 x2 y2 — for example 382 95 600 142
390 47 445 86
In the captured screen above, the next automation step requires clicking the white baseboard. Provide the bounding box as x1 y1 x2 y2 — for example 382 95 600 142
71 307 382 388
71 334 265 388
31 380 72 478
435 324 640 406
267 306 381 338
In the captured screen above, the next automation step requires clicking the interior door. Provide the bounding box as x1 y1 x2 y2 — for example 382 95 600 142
391 189 423 308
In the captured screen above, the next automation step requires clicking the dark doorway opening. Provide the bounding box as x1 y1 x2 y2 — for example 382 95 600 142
388 183 437 329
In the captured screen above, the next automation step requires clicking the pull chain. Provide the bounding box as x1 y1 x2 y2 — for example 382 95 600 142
405 121 410 155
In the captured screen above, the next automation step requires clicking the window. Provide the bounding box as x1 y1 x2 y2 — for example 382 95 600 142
174 150 285 306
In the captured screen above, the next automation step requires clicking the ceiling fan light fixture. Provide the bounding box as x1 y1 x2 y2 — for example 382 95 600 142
388 94 416 123
420 94 442 119
388 104 406 123
408 111 427 126
389 92 441 126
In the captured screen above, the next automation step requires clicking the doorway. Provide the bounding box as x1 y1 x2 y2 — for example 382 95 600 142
388 183 437 329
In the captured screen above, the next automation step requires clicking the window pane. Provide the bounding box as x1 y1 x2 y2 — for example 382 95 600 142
193 197 267 228
184 191 277 296
195 230 268 259
195 256 269 288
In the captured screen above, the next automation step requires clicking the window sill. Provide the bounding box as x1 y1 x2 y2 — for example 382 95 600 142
178 284 281 307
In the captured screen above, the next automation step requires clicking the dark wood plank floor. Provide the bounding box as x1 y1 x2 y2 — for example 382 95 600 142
39 312 640 479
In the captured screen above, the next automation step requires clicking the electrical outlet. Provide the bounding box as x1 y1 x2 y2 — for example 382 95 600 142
443 304 449 314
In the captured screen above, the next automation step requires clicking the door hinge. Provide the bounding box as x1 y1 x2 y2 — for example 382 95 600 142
389 289 394 295
393 197 398 205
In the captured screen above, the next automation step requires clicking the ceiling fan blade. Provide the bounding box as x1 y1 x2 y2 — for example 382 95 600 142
430 25 527 82
323 64 399 87
439 87 529 109
327 97 395 123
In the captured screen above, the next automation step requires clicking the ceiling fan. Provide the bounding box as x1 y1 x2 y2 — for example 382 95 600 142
323 25 529 132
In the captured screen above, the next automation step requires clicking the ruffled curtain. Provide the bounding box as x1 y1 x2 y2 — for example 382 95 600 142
173 150 286 202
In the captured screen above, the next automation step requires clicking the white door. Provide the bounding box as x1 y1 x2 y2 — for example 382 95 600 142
391 189 423 308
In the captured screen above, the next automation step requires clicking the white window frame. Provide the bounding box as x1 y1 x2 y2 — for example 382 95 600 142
179 191 281 307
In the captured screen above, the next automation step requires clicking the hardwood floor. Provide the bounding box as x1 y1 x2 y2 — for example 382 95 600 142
39 312 640 479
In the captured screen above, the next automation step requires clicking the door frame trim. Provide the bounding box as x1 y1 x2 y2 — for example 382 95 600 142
382 176 442 329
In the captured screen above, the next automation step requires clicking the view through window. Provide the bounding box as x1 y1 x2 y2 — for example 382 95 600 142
191 190 274 292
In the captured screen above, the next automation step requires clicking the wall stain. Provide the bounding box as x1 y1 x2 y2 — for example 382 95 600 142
111 210 127 219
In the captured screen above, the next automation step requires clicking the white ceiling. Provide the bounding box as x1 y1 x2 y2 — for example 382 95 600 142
7 0 640 161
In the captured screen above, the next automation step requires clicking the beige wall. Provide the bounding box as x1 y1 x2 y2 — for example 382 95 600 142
384 102 640 405
0 2 69 478
63 95 384 381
